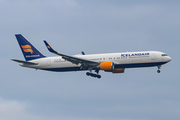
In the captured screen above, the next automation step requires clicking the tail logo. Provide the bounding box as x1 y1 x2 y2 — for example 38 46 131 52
21 45 34 54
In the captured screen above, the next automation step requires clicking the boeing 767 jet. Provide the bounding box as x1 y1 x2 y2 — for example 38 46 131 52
12 34 171 78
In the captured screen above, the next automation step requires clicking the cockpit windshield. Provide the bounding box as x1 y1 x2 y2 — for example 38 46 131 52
162 54 168 56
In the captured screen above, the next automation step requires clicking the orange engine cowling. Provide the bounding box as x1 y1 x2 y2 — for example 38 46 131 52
111 68 124 73
100 61 114 70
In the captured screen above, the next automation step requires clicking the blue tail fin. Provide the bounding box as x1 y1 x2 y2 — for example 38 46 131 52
15 34 45 61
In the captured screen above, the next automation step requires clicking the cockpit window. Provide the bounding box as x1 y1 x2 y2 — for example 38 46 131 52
162 54 168 56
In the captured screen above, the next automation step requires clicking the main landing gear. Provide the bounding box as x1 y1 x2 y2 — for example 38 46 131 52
86 72 101 78
157 65 161 73
86 69 101 78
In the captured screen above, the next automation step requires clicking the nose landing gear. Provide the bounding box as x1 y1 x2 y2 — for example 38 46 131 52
157 65 161 73
157 70 160 73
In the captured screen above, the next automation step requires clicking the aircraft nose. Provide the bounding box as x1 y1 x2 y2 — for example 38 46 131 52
167 56 171 62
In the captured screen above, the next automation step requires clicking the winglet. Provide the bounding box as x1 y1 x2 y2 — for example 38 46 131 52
43 40 58 53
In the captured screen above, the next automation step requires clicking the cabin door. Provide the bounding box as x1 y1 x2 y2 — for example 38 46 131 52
47 59 51 66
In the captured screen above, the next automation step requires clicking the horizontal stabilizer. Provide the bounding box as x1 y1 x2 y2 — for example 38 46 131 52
11 59 38 65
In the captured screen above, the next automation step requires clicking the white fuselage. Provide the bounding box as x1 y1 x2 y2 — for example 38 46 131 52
20 51 171 72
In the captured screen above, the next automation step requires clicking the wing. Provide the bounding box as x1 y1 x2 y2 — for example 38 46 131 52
43 41 99 68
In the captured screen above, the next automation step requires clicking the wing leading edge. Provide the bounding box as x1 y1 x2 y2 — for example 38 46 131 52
43 41 99 68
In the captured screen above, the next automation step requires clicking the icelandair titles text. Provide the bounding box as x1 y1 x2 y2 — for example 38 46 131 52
121 53 150 58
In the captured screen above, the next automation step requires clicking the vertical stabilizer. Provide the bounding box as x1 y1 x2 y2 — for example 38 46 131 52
15 34 45 61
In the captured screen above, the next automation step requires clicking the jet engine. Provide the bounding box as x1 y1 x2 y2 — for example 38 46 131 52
100 61 114 70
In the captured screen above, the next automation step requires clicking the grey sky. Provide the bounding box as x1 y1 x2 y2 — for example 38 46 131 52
0 0 180 120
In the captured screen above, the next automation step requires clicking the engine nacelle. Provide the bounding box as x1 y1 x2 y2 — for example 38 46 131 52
111 68 124 73
100 61 114 70
104 68 125 73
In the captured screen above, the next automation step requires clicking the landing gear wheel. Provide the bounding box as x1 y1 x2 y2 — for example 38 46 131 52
86 72 90 76
91 74 96 77
157 70 160 73
86 72 101 79
97 75 101 79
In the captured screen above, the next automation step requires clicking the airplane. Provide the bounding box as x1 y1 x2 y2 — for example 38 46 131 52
12 34 171 79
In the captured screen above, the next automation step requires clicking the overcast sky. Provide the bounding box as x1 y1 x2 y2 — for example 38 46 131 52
0 0 180 120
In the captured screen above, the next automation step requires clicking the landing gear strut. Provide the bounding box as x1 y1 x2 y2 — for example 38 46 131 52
157 65 161 73
86 72 101 79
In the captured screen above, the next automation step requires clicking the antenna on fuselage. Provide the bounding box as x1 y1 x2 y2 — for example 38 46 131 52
81 51 85 55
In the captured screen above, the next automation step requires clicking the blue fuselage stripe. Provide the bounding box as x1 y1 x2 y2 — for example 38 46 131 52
114 62 166 68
